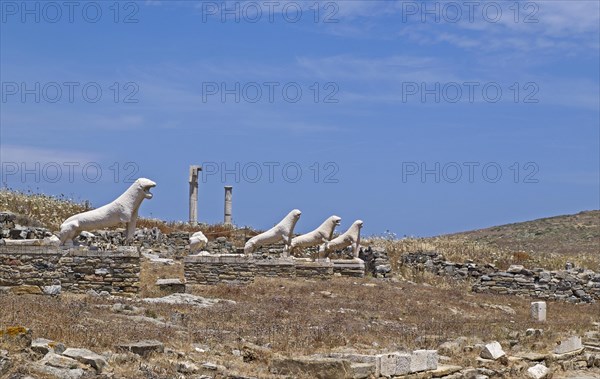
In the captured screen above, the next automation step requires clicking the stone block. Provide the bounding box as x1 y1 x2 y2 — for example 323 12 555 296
530 301 546 322
117 340 164 357
378 352 411 376
350 362 375 379
553 336 582 354
526 363 549 379
480 341 505 360
62 348 108 372
410 349 438 372
156 278 185 293
270 356 351 379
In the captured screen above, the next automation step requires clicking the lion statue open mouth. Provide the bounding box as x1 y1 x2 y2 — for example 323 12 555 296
319 219 363 259
58 178 156 245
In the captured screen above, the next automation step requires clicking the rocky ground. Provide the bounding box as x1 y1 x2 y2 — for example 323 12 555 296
1 262 600 378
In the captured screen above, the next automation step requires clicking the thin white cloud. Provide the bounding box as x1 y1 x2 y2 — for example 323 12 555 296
1 145 99 165
1 110 145 131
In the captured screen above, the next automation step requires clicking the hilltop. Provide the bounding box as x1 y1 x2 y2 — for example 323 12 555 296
444 210 600 257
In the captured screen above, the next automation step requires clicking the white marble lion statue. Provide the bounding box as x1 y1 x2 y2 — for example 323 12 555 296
319 219 363 258
244 209 301 255
290 215 341 254
58 178 156 245
189 231 208 253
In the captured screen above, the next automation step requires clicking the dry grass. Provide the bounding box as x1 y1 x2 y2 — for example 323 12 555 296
0 189 91 230
447 210 600 256
1 275 598 377
369 236 600 272
139 260 185 298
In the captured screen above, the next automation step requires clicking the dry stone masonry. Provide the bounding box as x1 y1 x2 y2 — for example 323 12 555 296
402 251 600 303
184 254 361 285
0 244 140 295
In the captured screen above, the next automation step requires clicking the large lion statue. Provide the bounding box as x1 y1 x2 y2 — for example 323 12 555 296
58 178 156 245
244 209 301 255
290 215 341 254
319 220 363 259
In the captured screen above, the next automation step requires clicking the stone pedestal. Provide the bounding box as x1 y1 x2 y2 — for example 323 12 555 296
332 258 365 277
531 301 547 322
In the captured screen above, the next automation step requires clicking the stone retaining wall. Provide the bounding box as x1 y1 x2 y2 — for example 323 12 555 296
401 252 600 303
184 254 363 285
0 245 63 287
0 244 140 295
60 247 140 294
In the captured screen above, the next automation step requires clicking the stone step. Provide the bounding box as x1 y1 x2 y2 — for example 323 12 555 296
584 344 600 352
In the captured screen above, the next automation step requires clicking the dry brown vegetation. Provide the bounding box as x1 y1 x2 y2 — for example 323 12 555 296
370 228 599 273
1 274 599 377
0 189 91 230
447 210 600 256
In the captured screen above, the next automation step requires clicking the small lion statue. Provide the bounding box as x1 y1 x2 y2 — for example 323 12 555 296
59 178 156 245
244 209 302 255
289 215 341 255
319 220 363 259
189 231 208 253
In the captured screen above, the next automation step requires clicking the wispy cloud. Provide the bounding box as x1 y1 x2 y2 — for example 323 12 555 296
1 145 99 164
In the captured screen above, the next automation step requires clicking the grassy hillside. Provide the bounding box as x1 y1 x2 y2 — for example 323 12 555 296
377 211 599 272
445 210 600 256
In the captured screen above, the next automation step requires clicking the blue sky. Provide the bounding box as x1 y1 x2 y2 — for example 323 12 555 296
1 0 599 237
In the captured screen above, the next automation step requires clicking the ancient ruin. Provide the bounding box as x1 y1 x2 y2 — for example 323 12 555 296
189 231 208 253
290 215 341 254
320 219 363 258
58 178 156 245
243 209 301 255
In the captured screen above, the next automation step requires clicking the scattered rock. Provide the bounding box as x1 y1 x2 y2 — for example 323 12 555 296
554 336 583 355
156 278 186 293
176 360 199 374
0 326 32 351
31 338 66 355
527 363 549 379
142 293 234 307
42 285 61 296
480 341 505 360
62 348 108 372
40 352 83 369
117 340 164 357
270 356 352 379
28 363 85 379
526 328 544 338
0 351 11 376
